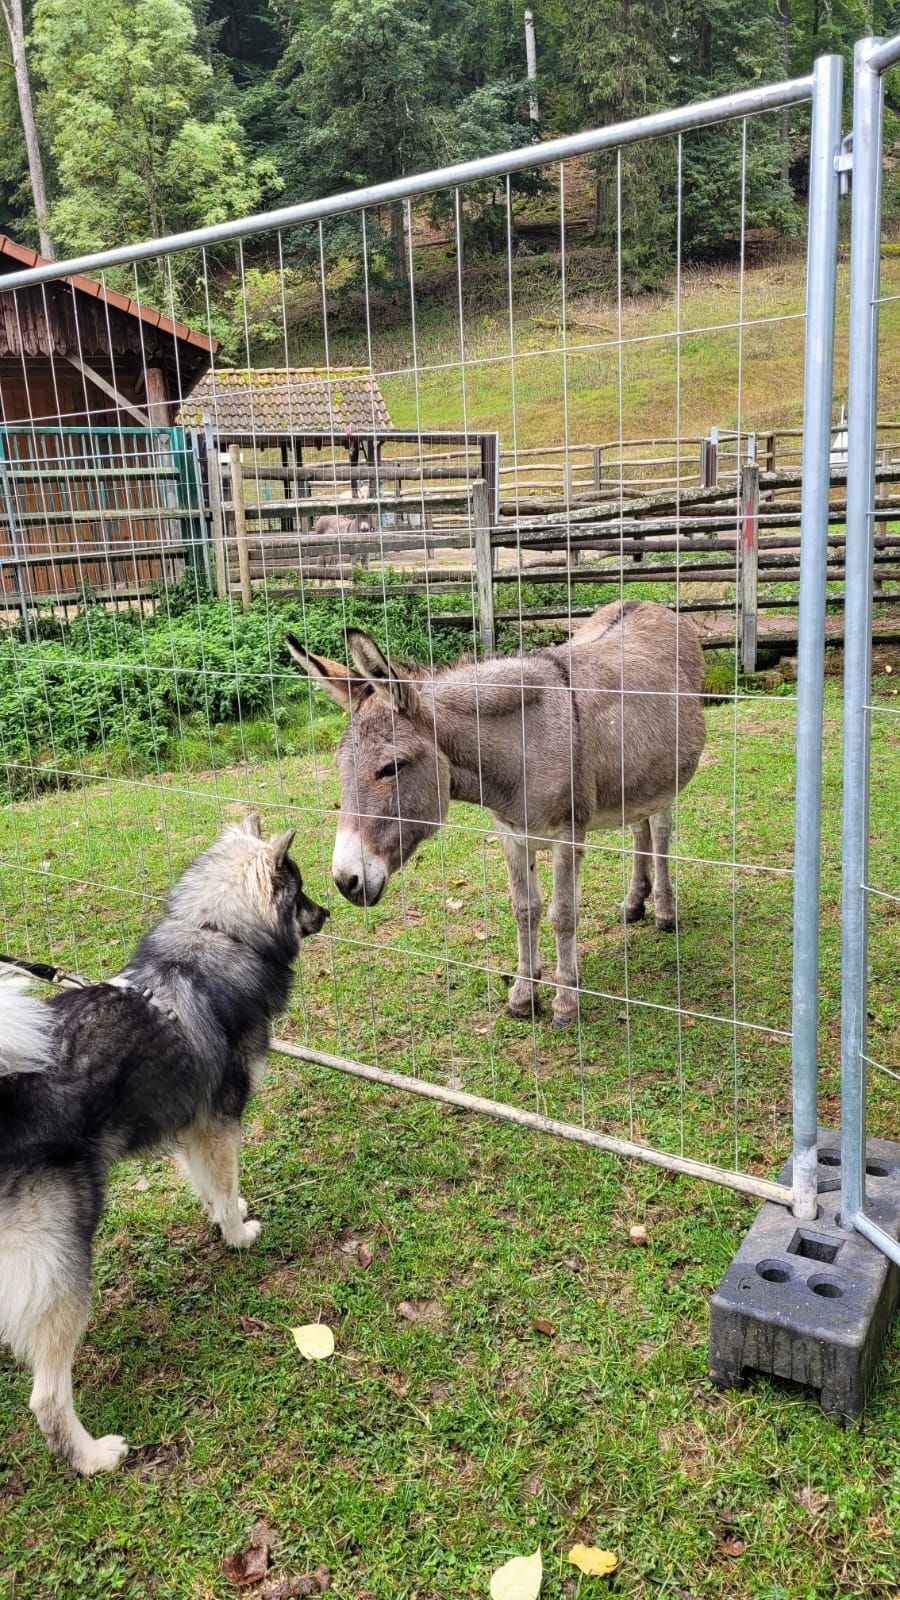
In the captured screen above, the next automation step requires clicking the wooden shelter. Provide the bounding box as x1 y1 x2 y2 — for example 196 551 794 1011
0 234 216 429
0 236 216 608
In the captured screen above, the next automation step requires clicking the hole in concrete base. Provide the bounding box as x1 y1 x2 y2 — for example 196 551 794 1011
788 1229 841 1265
865 1160 890 1178
756 1259 793 1284
809 1275 845 1299
818 1151 841 1167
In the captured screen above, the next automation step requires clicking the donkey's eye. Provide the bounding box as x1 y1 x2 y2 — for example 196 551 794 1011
376 761 403 781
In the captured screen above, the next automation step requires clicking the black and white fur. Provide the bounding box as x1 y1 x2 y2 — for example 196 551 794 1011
0 815 327 1475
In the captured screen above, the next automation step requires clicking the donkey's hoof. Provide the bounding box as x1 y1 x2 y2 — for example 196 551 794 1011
656 917 676 934
622 902 646 924
507 1000 542 1021
552 1010 577 1029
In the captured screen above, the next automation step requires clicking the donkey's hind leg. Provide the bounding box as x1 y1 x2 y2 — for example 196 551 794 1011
622 819 653 923
549 838 585 1027
649 807 676 931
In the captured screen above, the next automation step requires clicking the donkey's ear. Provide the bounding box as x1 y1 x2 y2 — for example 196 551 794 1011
240 811 262 837
268 827 296 869
346 629 420 720
285 633 366 713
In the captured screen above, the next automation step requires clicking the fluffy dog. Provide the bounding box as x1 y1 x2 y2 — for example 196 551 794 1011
0 815 327 1474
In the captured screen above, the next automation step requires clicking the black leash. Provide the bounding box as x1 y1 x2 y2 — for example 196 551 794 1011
0 951 91 989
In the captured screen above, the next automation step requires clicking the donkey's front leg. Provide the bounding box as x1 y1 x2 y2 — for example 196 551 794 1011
649 807 676 931
499 828 543 1018
550 838 585 1027
623 818 653 923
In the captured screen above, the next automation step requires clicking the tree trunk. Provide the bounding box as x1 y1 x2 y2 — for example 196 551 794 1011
1 0 54 258
778 0 790 188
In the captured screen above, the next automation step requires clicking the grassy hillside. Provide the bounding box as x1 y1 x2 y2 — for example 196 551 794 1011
323 247 900 448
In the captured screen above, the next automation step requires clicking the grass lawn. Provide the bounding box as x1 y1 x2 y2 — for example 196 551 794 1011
1 660 898 1600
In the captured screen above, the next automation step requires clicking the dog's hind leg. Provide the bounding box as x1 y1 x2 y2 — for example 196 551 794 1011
175 1119 261 1247
1 1180 127 1474
27 1284 128 1475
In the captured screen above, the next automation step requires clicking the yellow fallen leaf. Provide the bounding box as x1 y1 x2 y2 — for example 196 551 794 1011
489 1547 542 1600
291 1323 335 1360
568 1544 618 1577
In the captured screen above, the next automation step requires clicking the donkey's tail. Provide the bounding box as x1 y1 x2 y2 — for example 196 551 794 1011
0 972 54 1075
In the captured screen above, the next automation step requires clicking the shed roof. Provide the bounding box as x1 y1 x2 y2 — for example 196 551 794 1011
177 367 392 436
0 235 216 368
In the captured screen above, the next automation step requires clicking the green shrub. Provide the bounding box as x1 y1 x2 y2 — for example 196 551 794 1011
0 575 475 800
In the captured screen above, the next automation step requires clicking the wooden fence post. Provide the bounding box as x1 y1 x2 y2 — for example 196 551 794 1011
472 478 495 652
700 428 719 488
593 445 602 493
206 432 228 600
739 462 759 674
228 443 252 612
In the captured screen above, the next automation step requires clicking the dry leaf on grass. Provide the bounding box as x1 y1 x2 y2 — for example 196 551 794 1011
531 1318 556 1338
133 1176 150 1192
797 1485 830 1514
357 1243 373 1269
446 897 464 911
489 1547 543 1600
567 1544 618 1577
262 1565 331 1599
222 1522 273 1587
240 1316 267 1335
397 1299 444 1326
714 1528 745 1557
291 1324 335 1360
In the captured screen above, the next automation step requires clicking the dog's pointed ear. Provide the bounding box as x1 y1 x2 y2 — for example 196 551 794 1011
241 812 262 838
268 827 296 869
346 629 420 720
285 633 367 713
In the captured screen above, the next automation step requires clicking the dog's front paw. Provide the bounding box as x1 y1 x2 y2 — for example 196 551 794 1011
76 1434 129 1475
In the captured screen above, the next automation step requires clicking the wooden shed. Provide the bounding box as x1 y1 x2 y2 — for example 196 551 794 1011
0 235 216 608
0 234 216 429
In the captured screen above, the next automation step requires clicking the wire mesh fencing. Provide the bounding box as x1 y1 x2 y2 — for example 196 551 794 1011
0 57 877 1216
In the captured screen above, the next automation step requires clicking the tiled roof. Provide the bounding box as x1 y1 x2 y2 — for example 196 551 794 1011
177 368 392 434
0 234 216 354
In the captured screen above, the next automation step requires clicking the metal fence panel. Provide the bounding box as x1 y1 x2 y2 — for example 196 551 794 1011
0 59 859 1218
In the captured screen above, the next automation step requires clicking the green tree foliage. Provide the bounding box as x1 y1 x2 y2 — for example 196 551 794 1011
30 0 278 252
563 0 675 286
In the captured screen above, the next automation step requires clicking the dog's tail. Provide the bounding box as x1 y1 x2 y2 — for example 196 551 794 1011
0 972 54 1075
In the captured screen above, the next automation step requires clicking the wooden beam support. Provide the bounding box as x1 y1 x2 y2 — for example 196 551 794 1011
63 354 152 427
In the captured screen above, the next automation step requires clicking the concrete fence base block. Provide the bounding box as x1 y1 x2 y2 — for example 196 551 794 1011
709 1130 900 1420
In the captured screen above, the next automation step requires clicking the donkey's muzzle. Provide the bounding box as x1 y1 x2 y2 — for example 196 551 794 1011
334 869 386 908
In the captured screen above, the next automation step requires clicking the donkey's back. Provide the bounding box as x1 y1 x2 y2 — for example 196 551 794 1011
565 600 706 825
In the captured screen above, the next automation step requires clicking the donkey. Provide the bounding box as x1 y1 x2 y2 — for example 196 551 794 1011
313 513 372 538
286 600 706 1026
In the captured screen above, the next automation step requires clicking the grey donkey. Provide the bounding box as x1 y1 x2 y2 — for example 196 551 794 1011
313 513 372 537
287 600 706 1027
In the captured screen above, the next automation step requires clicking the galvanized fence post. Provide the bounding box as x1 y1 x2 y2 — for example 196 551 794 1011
839 37 900 1266
790 51 844 1222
